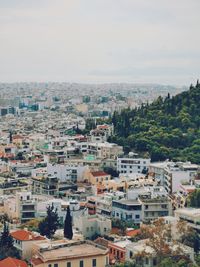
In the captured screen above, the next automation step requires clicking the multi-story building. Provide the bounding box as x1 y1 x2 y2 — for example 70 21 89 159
95 192 125 218
164 162 198 194
47 163 87 183
16 192 36 223
139 194 172 223
87 142 123 160
31 240 109 267
174 208 200 231
0 178 29 195
117 153 150 174
32 175 77 196
112 199 142 223
150 161 199 194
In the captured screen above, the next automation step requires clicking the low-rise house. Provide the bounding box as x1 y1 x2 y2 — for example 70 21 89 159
108 239 132 265
11 229 46 260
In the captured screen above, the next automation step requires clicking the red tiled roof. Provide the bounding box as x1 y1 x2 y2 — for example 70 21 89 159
0 257 28 267
91 171 108 177
13 135 24 139
126 229 141 237
11 230 45 241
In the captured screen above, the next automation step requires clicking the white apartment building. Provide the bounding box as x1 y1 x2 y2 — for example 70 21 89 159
117 153 150 174
47 163 87 182
73 213 111 239
87 142 123 159
112 199 142 223
149 161 199 194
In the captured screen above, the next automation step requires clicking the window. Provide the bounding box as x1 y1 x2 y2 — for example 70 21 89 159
48 265 52 267
80 260 84 267
104 227 107 232
117 250 119 258
153 258 157 266
67 263 71 267
130 251 133 258
54 264 58 267
135 214 140 219
92 259 97 267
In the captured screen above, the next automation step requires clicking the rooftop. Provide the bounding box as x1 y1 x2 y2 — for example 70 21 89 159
175 208 200 217
11 229 45 241
91 171 109 177
33 241 108 261
0 257 28 267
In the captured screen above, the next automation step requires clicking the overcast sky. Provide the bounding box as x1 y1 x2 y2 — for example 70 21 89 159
0 0 199 85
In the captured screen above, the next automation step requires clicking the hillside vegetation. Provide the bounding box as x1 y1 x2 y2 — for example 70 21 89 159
109 81 200 163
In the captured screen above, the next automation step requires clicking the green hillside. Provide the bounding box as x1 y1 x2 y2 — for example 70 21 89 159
109 81 200 163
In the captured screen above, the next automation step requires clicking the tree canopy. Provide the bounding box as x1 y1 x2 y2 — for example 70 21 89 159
38 204 60 239
0 222 20 260
109 81 200 163
187 189 200 208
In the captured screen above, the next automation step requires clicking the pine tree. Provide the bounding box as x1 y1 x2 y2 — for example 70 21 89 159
64 206 73 240
0 222 20 260
38 204 60 239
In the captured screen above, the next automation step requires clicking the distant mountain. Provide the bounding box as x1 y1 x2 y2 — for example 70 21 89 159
109 81 200 163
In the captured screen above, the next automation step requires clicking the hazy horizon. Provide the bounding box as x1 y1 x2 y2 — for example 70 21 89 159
0 0 199 85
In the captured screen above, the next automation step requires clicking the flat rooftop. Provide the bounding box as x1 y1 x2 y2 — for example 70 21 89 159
175 208 200 217
37 242 108 261
113 199 140 205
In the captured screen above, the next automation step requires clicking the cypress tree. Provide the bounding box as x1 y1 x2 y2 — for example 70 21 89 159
64 206 73 240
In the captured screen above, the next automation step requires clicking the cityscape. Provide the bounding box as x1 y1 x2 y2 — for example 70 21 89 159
0 1 200 267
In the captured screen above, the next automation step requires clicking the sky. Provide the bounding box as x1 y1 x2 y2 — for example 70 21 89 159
0 0 199 85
